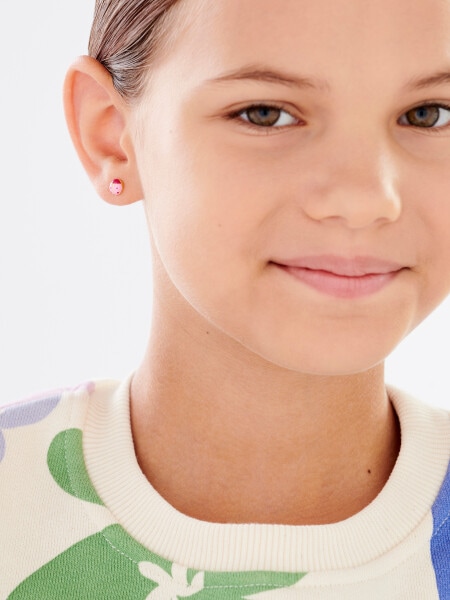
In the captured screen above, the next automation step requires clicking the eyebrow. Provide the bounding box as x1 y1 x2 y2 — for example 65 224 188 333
404 71 450 91
204 64 450 93
203 65 331 92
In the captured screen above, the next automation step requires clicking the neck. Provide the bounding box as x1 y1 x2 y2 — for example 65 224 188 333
130 297 400 526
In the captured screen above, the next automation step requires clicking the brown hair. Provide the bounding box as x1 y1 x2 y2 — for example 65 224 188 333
88 0 184 101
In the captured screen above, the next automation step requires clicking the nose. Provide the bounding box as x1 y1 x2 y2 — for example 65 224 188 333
302 137 402 229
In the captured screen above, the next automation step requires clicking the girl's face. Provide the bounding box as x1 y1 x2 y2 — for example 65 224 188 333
132 0 450 375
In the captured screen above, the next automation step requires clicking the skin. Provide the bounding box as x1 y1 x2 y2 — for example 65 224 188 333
65 0 450 524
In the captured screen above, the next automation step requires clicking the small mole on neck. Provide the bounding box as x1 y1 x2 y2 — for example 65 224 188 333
367 469 372 475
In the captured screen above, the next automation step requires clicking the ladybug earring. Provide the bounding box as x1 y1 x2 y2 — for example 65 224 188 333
109 179 124 196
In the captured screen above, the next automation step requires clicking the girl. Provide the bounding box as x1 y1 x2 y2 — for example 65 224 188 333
1 0 449 597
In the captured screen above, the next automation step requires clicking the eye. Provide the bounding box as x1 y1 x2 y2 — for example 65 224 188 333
399 103 450 130
228 104 299 129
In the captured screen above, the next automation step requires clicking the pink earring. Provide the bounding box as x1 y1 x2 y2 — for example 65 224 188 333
109 178 124 196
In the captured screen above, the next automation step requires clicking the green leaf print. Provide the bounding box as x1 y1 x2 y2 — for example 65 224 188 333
47 428 104 505
138 562 205 598
8 523 306 599
8 525 165 599
185 570 307 599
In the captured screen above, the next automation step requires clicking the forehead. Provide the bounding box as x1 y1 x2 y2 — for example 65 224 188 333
163 0 450 94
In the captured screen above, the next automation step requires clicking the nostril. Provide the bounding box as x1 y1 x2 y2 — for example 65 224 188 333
301 185 402 229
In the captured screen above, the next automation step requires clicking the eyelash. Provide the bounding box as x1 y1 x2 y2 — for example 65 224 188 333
225 102 450 136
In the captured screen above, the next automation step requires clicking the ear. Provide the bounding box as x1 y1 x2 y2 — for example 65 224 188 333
63 55 143 206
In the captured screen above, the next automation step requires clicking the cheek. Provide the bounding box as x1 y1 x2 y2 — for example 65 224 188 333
140 127 284 288
404 175 450 326
140 146 263 323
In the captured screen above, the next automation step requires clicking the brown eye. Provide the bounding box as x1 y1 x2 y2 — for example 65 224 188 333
405 105 440 127
245 106 283 127
230 104 299 130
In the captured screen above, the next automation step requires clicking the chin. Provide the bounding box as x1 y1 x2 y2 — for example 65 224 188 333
237 302 415 378
247 333 398 377
283 356 385 378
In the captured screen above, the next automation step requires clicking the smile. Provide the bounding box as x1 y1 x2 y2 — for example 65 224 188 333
271 256 404 299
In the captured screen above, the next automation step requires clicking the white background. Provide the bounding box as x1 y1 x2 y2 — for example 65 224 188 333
1 1 449 408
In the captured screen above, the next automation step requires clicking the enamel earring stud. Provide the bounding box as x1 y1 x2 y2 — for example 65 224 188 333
109 178 124 196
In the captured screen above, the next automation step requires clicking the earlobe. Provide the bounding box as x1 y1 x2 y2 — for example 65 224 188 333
63 55 143 205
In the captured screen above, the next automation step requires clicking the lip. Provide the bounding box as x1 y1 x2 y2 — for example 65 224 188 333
272 255 405 299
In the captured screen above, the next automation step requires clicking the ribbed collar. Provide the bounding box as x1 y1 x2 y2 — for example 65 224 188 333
83 374 450 572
